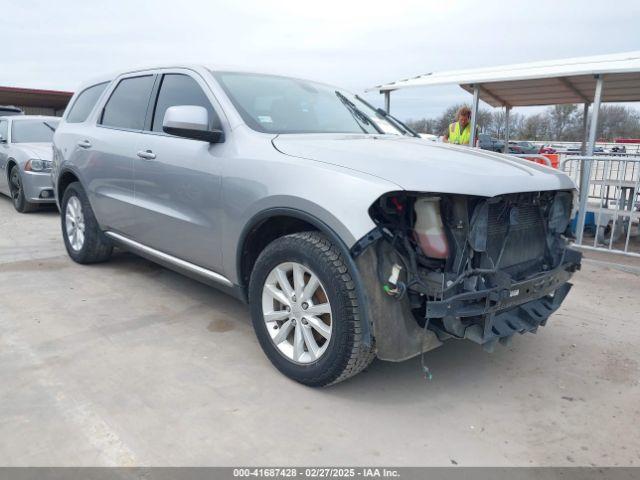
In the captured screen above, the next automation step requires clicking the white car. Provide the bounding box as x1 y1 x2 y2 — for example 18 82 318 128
0 115 59 212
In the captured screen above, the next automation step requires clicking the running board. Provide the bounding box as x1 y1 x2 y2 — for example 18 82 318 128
104 231 233 288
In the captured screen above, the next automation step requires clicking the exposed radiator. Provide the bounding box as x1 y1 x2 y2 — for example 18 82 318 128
485 199 546 272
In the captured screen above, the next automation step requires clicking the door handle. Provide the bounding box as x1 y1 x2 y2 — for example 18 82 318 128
77 140 92 149
137 150 156 160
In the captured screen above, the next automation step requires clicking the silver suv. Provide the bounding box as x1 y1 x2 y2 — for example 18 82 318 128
52 65 581 386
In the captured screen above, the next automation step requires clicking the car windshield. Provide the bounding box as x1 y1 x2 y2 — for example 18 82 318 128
11 119 59 143
211 71 404 135
0 108 23 116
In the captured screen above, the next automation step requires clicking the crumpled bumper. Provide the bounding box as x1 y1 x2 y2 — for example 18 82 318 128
425 249 582 351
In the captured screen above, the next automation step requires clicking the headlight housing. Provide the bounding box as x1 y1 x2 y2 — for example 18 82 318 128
25 159 52 172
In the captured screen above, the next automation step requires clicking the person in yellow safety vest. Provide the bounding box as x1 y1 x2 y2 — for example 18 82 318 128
443 106 472 145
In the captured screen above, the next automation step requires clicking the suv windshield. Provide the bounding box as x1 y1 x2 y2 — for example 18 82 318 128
11 119 59 143
212 71 405 135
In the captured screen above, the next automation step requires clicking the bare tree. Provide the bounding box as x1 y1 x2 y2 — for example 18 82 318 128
597 105 640 140
517 113 549 140
405 103 640 141
547 104 579 140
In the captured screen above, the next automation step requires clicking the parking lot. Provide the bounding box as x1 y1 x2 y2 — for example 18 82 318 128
1 196 639 467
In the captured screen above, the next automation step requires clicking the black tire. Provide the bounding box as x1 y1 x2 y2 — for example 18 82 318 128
61 182 113 264
9 165 38 213
249 231 375 387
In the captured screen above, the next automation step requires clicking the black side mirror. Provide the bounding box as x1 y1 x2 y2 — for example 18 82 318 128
163 125 224 143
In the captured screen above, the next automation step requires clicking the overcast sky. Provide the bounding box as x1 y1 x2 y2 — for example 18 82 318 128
3 0 639 120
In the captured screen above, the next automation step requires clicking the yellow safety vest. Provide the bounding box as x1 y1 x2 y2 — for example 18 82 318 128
449 121 471 145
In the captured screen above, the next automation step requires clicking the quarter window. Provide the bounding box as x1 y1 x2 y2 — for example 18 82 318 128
100 76 155 130
66 82 109 123
0 120 7 141
151 74 219 133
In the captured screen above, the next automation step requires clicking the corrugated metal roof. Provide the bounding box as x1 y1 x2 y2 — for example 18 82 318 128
369 51 640 107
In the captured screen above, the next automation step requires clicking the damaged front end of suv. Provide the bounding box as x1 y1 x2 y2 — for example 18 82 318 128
353 189 582 361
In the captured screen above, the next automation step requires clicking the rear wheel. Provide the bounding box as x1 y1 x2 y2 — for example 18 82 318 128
9 165 37 213
61 182 113 264
249 232 375 387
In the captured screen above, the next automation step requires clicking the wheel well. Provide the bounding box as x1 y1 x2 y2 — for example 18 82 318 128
57 171 79 202
6 159 17 183
239 215 319 287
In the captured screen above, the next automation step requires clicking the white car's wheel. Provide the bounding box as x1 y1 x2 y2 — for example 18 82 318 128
9 165 37 213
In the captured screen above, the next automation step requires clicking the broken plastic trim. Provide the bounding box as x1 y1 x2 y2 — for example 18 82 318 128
424 249 581 350
350 227 384 258
431 282 572 352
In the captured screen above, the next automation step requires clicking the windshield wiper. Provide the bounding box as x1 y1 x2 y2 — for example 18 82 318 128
335 91 383 134
43 121 57 132
354 95 420 138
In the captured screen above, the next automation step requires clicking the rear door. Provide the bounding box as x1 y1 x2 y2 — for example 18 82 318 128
86 74 156 234
130 70 225 271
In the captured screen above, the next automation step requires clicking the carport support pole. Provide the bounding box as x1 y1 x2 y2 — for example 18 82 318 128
576 75 604 245
503 105 511 153
469 85 480 147
580 103 590 155
384 90 391 114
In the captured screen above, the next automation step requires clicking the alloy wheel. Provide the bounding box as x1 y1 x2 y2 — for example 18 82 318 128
261 262 333 364
65 196 86 251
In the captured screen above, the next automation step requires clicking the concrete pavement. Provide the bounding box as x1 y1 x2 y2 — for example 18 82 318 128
0 196 639 466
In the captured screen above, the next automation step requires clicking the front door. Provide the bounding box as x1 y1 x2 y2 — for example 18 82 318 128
131 72 225 272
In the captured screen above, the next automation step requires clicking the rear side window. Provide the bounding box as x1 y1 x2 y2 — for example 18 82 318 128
66 82 108 123
100 75 155 130
0 120 8 141
151 74 219 132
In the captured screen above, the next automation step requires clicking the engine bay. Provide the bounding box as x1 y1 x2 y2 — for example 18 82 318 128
358 189 582 352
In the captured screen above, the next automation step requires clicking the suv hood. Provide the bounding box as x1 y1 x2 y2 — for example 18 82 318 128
272 134 575 197
15 142 53 160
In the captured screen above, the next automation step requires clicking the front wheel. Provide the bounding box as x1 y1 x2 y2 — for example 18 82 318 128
61 182 113 264
9 165 37 213
249 232 375 387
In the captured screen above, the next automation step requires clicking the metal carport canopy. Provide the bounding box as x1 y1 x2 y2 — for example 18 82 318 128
369 51 640 248
369 51 640 107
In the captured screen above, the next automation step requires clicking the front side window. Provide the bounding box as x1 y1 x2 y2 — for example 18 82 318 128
211 71 403 135
100 75 155 130
66 82 109 123
11 119 59 143
151 74 219 132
